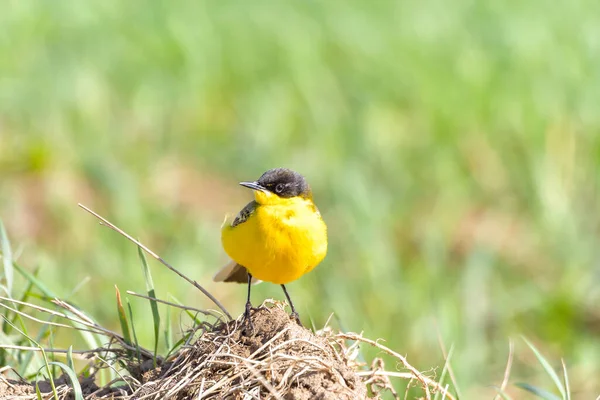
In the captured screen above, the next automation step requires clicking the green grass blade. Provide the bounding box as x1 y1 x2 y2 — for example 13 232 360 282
0 271 32 365
48 329 56 382
67 345 75 371
35 382 43 400
13 263 57 298
8 267 100 375
515 383 562 400
127 299 141 363
35 366 59 400
434 344 454 400
78 329 101 353
164 304 172 351
8 268 39 333
26 279 104 365
522 337 566 399
138 245 160 365
18 317 53 377
165 334 189 360
0 221 14 297
47 361 84 400
3 270 102 375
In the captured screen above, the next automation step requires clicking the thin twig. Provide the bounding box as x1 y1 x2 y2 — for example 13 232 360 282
125 290 219 318
78 203 232 320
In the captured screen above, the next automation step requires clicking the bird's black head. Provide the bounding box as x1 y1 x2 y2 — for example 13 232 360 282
241 168 311 198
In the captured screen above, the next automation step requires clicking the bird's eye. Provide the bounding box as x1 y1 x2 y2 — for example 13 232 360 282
275 183 285 193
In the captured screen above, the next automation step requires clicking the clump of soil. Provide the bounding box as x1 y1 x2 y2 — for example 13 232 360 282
132 303 368 399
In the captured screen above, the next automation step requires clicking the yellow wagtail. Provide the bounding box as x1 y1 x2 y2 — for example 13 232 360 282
214 168 328 326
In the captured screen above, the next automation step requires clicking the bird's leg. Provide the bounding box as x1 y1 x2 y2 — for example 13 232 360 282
243 273 254 334
281 284 302 326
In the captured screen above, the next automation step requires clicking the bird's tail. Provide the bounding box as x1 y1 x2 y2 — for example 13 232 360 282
213 259 262 284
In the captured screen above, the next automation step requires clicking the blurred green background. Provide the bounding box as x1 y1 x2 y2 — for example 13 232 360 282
1 0 600 397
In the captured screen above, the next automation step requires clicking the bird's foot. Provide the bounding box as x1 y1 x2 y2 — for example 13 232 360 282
290 311 303 327
242 301 255 336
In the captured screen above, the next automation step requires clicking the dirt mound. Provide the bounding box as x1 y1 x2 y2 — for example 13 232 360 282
132 303 367 399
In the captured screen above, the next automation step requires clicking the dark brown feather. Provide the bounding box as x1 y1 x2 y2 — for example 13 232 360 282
223 263 250 283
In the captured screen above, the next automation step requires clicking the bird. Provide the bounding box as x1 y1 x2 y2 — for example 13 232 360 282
214 168 328 327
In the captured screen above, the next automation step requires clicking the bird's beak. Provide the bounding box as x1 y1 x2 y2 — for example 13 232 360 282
239 181 267 193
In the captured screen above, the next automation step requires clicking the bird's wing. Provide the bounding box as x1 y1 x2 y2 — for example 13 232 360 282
231 200 258 227
215 200 261 284
213 259 262 284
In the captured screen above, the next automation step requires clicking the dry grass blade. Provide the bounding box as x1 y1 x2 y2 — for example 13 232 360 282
115 285 132 350
494 339 514 400
337 333 455 400
78 203 232 320
561 359 570 400
0 298 104 336
0 296 156 362
0 221 14 297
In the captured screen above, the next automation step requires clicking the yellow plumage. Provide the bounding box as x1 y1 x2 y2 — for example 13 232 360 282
221 192 327 284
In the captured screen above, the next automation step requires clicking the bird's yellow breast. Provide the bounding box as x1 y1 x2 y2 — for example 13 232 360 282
221 195 327 285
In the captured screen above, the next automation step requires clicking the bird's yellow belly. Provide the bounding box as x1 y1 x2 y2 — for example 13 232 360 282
221 202 327 285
